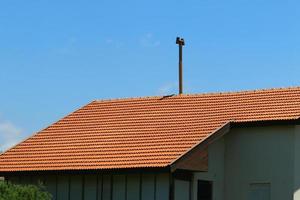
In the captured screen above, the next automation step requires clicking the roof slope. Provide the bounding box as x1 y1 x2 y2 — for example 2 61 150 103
1 87 300 172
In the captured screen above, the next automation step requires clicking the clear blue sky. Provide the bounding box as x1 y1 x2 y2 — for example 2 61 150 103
0 0 299 150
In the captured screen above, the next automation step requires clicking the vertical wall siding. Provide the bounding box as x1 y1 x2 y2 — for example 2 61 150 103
7 173 170 200
141 174 155 200
84 175 97 200
45 175 57 200
112 175 126 200
127 174 140 200
156 174 169 200
97 175 103 200
57 175 69 200
174 179 190 200
102 175 112 200
70 175 83 200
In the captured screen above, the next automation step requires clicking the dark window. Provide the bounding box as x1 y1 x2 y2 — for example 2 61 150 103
197 180 212 200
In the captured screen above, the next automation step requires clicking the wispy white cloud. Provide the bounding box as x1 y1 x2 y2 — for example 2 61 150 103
157 82 177 96
140 33 161 47
0 120 23 151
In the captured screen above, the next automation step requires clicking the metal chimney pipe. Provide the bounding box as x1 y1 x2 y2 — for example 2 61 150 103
176 37 185 94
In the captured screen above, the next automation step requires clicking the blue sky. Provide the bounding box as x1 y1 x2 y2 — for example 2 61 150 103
0 0 299 150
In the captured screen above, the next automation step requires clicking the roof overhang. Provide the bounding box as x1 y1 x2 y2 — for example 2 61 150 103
170 121 231 173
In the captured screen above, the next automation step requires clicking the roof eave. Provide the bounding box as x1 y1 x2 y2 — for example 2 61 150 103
0 166 171 177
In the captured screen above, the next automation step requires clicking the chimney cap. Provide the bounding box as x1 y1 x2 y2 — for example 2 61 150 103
176 37 185 46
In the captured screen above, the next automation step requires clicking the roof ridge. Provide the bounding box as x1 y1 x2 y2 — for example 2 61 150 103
94 95 166 103
94 86 300 103
180 85 300 97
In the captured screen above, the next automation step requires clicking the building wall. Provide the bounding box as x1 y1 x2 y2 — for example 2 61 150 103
193 125 295 200
225 126 294 200
293 125 300 200
192 136 225 200
174 179 191 200
7 173 169 200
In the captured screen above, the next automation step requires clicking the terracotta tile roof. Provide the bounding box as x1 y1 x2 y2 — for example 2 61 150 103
1 87 300 172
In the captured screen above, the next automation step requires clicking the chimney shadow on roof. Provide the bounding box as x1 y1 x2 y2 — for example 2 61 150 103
160 94 175 100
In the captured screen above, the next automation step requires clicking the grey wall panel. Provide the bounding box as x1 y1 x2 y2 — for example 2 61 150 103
141 174 155 200
127 174 140 200
8 176 20 184
44 175 57 200
97 175 103 200
19 176 30 185
294 125 300 200
193 137 225 200
225 126 294 200
112 175 126 200
84 175 97 200
5 172 171 200
57 175 69 200
156 174 169 200
102 175 112 200
174 179 190 200
31 175 41 185
70 175 83 200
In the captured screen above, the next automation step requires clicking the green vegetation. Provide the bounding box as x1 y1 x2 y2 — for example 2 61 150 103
0 181 51 200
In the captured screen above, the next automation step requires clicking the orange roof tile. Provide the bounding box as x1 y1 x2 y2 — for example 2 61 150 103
1 87 300 172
